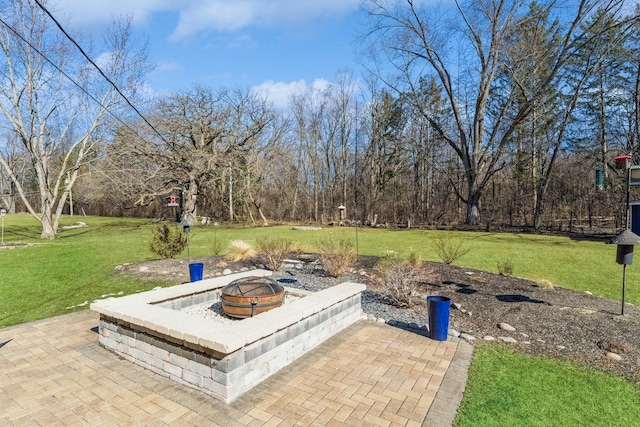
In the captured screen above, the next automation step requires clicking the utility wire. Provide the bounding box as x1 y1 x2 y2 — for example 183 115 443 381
0 15 127 130
0 14 156 147
33 0 167 143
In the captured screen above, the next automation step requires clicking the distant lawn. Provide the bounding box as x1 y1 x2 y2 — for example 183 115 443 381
0 214 635 328
454 344 640 426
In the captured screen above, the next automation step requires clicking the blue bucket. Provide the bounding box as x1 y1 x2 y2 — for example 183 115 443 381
427 295 451 341
189 263 204 282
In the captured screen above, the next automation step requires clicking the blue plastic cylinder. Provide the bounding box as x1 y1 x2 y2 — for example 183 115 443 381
427 295 451 341
189 263 204 282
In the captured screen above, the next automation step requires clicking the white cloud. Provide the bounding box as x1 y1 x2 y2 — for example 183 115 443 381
52 0 360 39
171 0 360 39
51 0 181 26
156 61 180 71
252 78 331 110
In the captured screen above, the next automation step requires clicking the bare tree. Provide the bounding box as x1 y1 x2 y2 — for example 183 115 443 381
362 0 625 225
0 0 149 237
291 89 327 221
108 86 276 224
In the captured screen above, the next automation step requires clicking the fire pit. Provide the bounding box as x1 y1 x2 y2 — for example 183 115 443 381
91 270 366 402
221 276 285 318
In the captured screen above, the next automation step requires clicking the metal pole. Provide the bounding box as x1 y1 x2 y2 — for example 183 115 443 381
626 167 631 229
622 264 627 316
1 215 4 245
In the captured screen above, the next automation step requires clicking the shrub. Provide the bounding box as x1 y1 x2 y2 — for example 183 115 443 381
149 224 187 259
432 231 470 264
406 251 421 268
288 240 308 254
317 237 356 277
256 238 294 271
225 240 257 262
537 279 555 290
377 261 423 308
497 261 514 276
211 224 224 255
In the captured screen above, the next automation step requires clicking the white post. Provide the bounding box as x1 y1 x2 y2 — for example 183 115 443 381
0 208 6 245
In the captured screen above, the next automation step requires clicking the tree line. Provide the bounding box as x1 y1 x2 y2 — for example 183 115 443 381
0 0 638 238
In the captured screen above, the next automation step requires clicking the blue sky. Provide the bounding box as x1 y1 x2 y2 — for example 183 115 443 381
51 0 367 108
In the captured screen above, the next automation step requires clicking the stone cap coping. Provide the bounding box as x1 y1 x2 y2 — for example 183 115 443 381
91 269 365 355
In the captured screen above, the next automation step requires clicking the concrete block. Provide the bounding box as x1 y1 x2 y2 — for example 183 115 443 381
145 353 163 369
150 345 170 362
169 352 189 369
98 335 116 350
187 359 211 377
163 361 183 378
183 370 204 387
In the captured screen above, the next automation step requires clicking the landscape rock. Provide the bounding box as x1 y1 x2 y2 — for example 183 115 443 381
498 323 516 332
460 333 476 341
605 352 622 361
483 335 496 341
498 336 517 343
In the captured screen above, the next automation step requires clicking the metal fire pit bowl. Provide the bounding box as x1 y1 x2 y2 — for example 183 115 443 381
220 276 286 318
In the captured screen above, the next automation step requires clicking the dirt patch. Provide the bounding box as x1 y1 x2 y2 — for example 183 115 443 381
117 255 640 386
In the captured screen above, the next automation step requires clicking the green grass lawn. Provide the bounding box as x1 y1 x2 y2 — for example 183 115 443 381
0 214 636 327
454 344 640 426
1 214 638 423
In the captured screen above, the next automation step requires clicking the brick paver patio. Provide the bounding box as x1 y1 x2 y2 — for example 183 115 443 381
0 311 471 426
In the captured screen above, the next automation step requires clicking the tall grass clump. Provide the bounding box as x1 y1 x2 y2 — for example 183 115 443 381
317 237 356 277
497 260 514 276
432 231 470 264
256 238 294 271
211 223 225 255
226 240 256 262
149 224 187 259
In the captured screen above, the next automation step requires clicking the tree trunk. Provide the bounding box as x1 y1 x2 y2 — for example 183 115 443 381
40 200 56 239
183 179 198 223
466 189 481 226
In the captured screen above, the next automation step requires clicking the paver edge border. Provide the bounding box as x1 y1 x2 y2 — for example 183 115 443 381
422 339 474 427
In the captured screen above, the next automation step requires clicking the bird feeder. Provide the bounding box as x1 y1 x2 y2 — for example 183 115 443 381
607 229 640 315
595 168 604 190
614 154 632 170
180 219 191 233
166 194 179 207
338 205 346 221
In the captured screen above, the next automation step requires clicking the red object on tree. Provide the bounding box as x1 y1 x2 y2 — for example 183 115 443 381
166 194 179 207
614 155 633 170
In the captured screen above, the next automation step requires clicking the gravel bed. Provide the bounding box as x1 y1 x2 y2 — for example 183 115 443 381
181 292 300 323
270 270 430 327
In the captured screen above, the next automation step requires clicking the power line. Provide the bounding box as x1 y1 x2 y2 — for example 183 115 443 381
0 15 125 130
0 13 158 147
32 0 167 143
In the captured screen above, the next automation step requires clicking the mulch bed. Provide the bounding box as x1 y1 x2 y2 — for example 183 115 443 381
419 262 640 386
